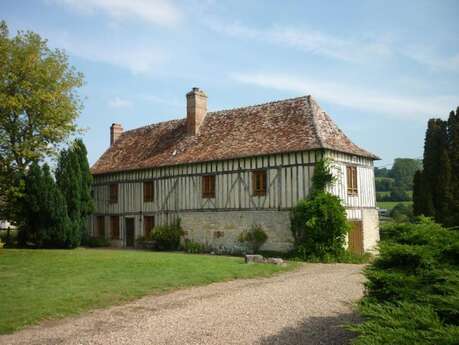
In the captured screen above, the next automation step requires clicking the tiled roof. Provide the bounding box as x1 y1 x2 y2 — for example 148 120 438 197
91 96 378 175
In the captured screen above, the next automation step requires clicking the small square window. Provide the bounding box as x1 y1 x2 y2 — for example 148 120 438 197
202 175 216 198
252 170 267 196
109 184 118 204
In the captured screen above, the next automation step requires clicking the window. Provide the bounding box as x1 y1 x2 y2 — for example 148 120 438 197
96 216 105 238
143 181 154 202
109 184 118 204
202 175 216 198
347 166 358 195
110 216 120 240
252 170 267 196
144 216 155 237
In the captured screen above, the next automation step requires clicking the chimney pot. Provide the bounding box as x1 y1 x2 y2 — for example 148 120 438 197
186 87 207 136
110 123 123 146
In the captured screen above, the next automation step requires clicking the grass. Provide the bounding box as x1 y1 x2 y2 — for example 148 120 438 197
377 201 413 210
0 248 296 334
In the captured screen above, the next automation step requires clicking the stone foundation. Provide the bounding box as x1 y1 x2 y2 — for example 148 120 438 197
179 210 293 252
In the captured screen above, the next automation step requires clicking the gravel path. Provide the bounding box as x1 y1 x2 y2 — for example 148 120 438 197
0 263 364 345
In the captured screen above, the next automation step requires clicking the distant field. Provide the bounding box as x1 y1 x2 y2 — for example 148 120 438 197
377 201 413 210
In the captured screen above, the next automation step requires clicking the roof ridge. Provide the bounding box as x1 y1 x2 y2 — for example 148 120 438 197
118 95 310 134
208 95 310 116
121 118 185 136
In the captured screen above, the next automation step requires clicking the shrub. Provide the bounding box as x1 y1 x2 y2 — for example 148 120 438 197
353 220 459 344
390 203 413 222
151 219 184 251
238 224 268 253
86 236 110 247
0 229 18 248
183 239 210 254
290 192 349 260
350 302 459 345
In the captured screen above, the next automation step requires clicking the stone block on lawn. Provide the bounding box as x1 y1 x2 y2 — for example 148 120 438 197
245 254 265 264
266 257 285 265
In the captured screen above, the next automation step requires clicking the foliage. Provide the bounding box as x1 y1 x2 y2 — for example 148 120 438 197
413 111 459 226
390 158 422 190
375 177 394 192
350 302 459 345
0 229 18 248
390 202 413 222
352 219 459 344
238 224 268 253
374 167 390 178
85 236 110 248
150 219 184 251
183 239 211 254
0 249 293 334
0 21 83 223
55 139 93 246
311 158 335 194
290 192 349 261
17 163 76 248
377 187 411 202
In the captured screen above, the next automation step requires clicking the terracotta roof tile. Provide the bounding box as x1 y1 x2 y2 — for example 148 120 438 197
91 95 378 175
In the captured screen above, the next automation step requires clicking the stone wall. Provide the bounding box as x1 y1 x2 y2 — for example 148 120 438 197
362 208 380 253
179 210 293 252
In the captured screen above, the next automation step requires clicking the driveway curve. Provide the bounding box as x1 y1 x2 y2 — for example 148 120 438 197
0 263 364 345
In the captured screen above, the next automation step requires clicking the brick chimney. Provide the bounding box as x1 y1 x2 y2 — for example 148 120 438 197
110 123 123 146
186 87 207 136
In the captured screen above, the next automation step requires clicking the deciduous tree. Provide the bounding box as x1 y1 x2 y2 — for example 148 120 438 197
0 21 83 222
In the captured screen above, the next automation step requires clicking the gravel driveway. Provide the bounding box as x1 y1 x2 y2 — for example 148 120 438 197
0 263 364 345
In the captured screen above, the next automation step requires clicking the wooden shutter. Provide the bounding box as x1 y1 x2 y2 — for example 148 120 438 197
347 166 358 195
252 170 267 196
348 221 364 255
109 184 118 204
202 175 215 198
143 182 154 202
110 216 119 240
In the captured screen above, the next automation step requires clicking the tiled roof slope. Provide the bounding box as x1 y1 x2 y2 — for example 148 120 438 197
91 96 378 175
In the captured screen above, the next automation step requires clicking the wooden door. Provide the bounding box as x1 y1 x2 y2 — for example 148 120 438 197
348 221 364 255
125 218 135 247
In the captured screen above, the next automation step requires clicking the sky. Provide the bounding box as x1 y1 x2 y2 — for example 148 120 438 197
1 0 459 167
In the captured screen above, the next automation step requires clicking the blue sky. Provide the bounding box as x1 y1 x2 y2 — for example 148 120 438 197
2 0 459 167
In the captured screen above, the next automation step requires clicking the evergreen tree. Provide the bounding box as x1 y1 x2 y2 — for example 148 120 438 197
73 139 94 243
447 107 459 225
56 147 82 247
19 163 72 248
412 170 423 216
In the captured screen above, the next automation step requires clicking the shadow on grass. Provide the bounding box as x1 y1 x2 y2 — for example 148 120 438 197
258 312 361 345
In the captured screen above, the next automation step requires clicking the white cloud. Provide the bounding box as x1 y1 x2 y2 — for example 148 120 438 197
108 97 132 108
404 48 459 72
208 21 393 63
209 21 459 73
51 0 182 27
48 31 163 74
231 72 459 120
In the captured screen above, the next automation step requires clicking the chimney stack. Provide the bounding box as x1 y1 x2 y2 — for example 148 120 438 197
110 123 123 146
186 87 207 136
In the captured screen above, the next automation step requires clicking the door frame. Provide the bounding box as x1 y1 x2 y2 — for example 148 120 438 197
124 217 136 248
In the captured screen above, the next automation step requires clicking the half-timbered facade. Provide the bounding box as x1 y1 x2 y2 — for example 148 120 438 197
90 88 380 253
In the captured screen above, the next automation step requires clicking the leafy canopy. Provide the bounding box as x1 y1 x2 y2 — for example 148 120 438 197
0 21 83 220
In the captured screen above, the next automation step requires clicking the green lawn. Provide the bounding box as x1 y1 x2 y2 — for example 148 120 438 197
377 200 413 210
0 248 295 334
